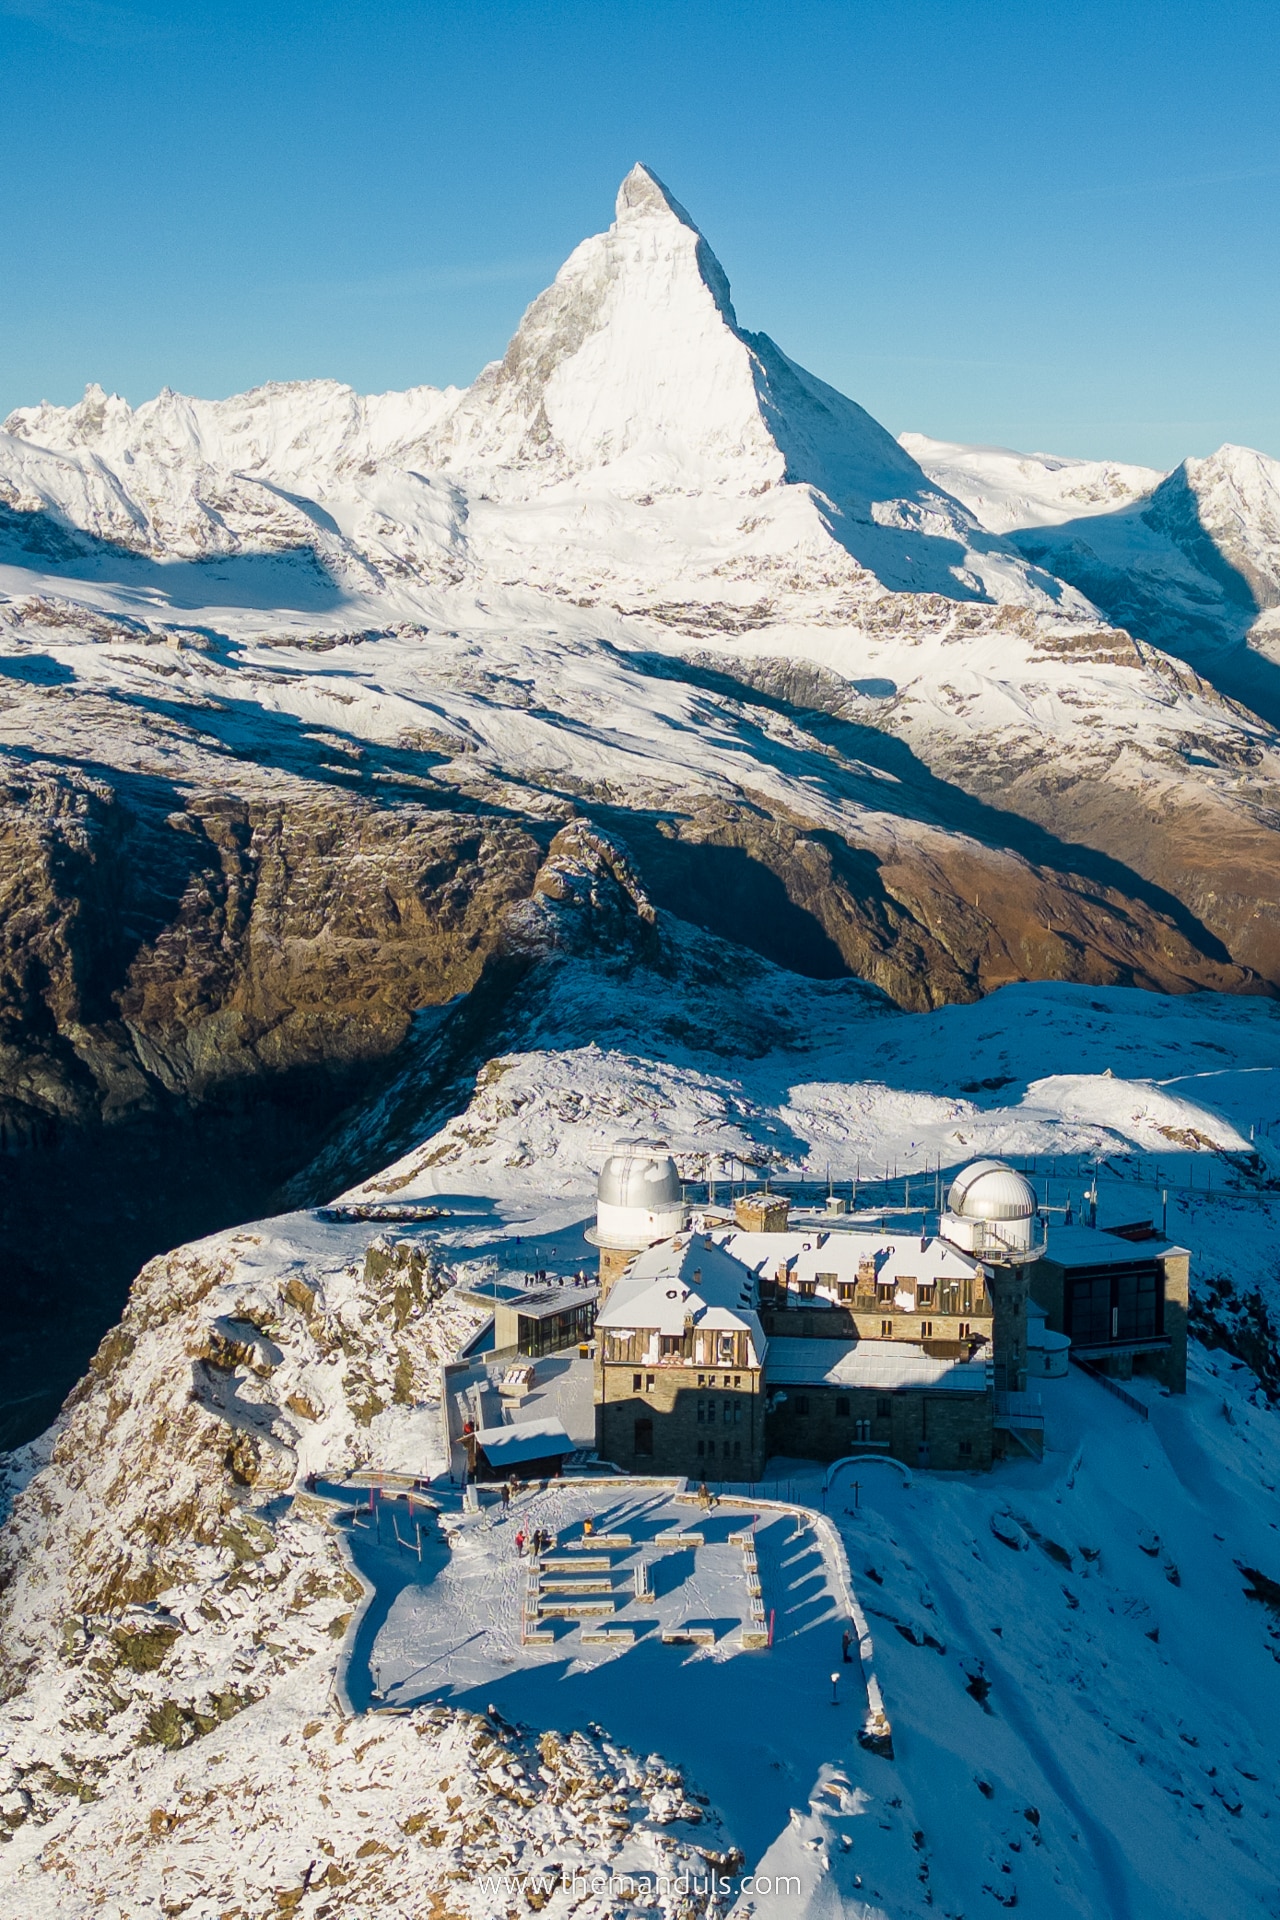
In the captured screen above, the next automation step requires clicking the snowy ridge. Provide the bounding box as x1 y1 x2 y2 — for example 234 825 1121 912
899 432 1164 535
906 432 1280 664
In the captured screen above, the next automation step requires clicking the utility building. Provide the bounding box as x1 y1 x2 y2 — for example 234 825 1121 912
1028 1223 1188 1391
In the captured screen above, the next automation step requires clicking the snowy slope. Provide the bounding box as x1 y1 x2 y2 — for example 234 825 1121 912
899 432 1164 535
3 969 1280 1917
906 431 1280 682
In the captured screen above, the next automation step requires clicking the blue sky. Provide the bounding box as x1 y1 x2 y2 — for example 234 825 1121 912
1 0 1277 468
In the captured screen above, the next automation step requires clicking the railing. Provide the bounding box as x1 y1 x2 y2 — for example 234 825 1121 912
1070 1352 1149 1419
993 1391 1045 1431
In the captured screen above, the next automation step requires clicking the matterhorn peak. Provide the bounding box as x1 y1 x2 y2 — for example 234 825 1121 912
615 161 697 229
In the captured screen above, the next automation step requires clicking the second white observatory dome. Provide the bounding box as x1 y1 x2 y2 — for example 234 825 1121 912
941 1159 1041 1259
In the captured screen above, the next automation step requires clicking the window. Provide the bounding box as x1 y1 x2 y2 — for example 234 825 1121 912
733 1375 741 1389
835 1397 850 1417
799 1280 816 1298
876 1398 891 1418
645 1374 655 1391
917 1283 935 1307
659 1334 682 1357
634 1417 654 1459
797 1396 810 1417
876 1282 895 1304
707 1400 716 1423
919 1321 934 1338
958 1323 970 1339
697 1373 705 1387
733 1440 741 1459
707 1439 716 1459
697 1400 705 1424
697 1438 705 1458
838 1282 857 1303
855 1418 871 1442
881 1320 893 1337
959 1440 973 1457
632 1373 642 1392
716 1335 736 1364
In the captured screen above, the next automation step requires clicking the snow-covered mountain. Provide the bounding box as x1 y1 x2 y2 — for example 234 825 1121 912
1 167 1085 615
4 161 1280 1920
906 431 1280 721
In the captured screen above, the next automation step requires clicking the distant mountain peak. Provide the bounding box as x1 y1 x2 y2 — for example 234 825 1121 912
615 161 695 227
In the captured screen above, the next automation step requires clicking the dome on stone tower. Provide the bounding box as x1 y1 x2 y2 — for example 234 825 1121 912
587 1138 687 1251
947 1160 1038 1222
941 1159 1042 1260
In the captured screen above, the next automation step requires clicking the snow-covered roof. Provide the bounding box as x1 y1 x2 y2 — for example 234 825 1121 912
1042 1227 1189 1268
718 1228 981 1289
596 1234 766 1361
766 1337 992 1394
473 1417 575 1466
598 1235 756 1324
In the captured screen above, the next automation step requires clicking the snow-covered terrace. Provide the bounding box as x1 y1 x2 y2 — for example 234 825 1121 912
329 1483 868 1863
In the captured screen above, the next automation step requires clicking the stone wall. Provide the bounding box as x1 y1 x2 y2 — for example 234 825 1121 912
596 1365 765 1478
766 1385 994 1472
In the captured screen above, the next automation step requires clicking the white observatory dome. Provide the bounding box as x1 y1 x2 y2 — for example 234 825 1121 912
941 1159 1041 1259
588 1137 687 1251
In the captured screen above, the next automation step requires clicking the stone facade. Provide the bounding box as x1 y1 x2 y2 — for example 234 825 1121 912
766 1384 993 1472
596 1243 641 1300
597 1363 766 1478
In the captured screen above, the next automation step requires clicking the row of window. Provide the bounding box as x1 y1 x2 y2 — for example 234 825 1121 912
631 1424 748 1462
697 1399 743 1424
629 1372 746 1393
790 1395 894 1418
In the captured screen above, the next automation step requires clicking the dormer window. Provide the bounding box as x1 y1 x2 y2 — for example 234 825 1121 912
876 1281 895 1305
916 1282 936 1307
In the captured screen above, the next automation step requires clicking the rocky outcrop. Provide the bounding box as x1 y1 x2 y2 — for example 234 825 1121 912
0 761 543 1145
0 1229 733 1917
609 794 1257 1011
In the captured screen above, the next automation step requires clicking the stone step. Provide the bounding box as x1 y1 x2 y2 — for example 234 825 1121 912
538 1598 617 1618
581 1626 636 1646
540 1576 613 1593
569 1534 631 1549
661 1626 717 1646
536 1555 611 1572
653 1531 704 1548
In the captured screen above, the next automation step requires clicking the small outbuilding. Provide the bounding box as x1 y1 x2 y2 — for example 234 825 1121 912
468 1416 577 1483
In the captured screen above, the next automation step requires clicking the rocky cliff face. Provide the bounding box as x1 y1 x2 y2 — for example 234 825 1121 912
0 1222 735 1917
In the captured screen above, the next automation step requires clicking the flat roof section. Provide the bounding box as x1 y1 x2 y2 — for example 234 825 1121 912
766 1336 992 1394
1043 1227 1188 1268
511 1283 599 1321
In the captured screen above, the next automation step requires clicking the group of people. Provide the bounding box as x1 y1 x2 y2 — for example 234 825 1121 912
513 1525 553 1558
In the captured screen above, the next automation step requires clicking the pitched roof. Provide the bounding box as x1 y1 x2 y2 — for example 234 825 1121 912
473 1417 575 1466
